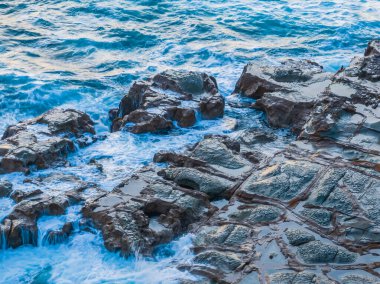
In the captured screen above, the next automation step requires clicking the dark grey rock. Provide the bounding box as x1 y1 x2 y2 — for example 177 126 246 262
297 240 357 264
285 229 315 246
0 180 12 197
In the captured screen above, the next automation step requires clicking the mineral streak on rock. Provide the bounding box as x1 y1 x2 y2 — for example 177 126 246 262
111 70 225 133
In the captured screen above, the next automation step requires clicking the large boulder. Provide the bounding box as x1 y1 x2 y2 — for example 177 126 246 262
234 59 331 133
111 70 225 133
0 108 95 173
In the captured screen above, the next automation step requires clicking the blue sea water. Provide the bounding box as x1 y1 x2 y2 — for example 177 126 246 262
0 0 379 283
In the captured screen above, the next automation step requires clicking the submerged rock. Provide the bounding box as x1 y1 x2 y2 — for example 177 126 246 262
0 108 95 174
111 70 225 133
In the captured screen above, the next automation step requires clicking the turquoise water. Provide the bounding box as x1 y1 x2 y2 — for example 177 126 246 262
0 0 379 283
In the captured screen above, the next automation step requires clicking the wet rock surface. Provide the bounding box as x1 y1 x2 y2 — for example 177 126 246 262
84 41 380 283
234 59 331 133
0 172 99 249
111 70 225 133
0 108 95 174
0 41 379 283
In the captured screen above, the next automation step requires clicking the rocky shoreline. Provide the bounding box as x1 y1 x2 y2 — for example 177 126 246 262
0 40 379 283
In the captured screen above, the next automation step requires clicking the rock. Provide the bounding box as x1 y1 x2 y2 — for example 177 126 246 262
120 109 173 134
161 167 234 199
269 271 333 284
82 172 214 255
285 229 315 246
299 208 332 227
0 180 12 197
193 224 252 247
10 189 43 203
152 70 218 96
236 129 277 146
300 42 380 153
111 70 224 133
0 108 95 173
199 95 224 119
153 152 207 168
169 107 196 127
341 274 380 284
234 59 331 133
190 136 248 170
41 222 73 245
297 240 357 264
364 40 380 56
0 194 70 248
227 204 282 224
193 250 243 271
238 160 321 201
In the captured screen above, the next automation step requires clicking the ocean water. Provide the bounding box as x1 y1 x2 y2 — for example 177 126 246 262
0 0 379 283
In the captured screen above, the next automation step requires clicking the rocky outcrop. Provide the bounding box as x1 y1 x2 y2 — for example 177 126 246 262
0 108 96 174
111 70 225 133
1 41 378 284
80 41 380 283
300 41 380 164
174 41 379 283
82 135 252 255
233 59 331 133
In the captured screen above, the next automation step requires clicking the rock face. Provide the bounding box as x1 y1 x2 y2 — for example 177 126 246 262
234 59 331 133
0 108 95 174
111 70 225 133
